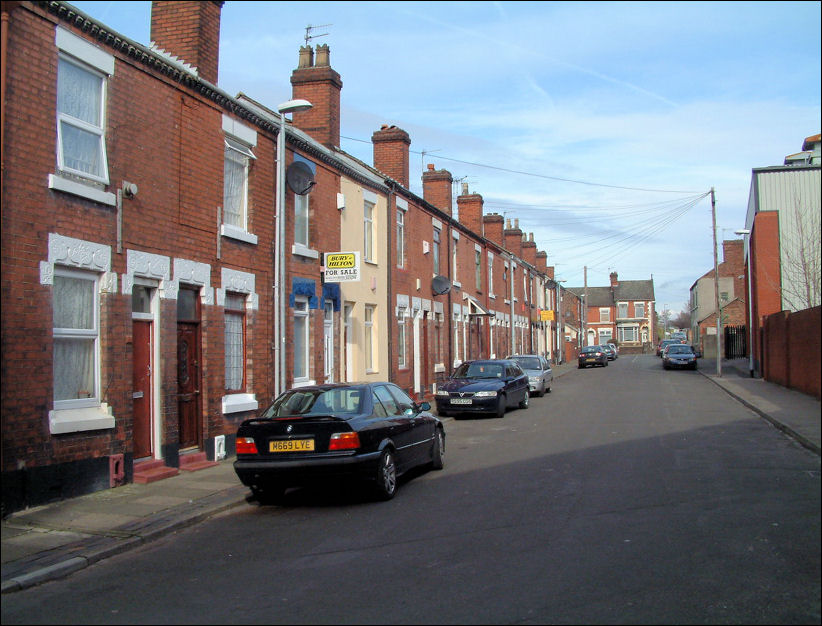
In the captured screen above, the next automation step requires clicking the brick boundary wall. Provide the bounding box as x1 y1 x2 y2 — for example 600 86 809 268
762 306 821 399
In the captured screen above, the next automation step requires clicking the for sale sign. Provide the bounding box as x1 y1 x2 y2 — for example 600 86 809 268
323 252 360 282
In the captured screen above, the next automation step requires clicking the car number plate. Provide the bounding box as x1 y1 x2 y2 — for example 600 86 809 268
270 439 314 453
585 358 596 362
450 398 472 405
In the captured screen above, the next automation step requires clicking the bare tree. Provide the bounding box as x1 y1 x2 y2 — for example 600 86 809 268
772 195 821 312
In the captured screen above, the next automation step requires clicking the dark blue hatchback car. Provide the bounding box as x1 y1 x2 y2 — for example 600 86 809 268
435 359 530 419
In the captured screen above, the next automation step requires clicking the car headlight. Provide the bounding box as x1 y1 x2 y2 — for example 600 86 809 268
435 389 450 396
529 376 538 383
473 390 498 397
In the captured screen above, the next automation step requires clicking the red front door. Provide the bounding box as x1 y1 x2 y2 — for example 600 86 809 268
132 320 153 459
177 322 202 450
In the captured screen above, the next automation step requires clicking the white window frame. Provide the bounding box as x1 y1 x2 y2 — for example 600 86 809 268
295 193 310 249
475 246 482 291
451 232 459 286
52 267 100 410
364 198 375 262
293 296 310 383
617 302 628 319
221 116 257 243
635 302 645 318
397 306 407 368
432 227 441 275
600 307 610 322
364 304 375 373
396 208 405 268
488 252 495 297
52 28 115 196
224 292 246 392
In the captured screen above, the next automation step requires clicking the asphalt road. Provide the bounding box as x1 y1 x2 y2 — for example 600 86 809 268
3 355 820 625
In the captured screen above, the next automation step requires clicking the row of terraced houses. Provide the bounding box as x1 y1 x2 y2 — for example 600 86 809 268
1 1 656 514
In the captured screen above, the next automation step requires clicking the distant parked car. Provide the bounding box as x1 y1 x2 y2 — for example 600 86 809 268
601 344 617 361
662 344 698 370
657 338 682 356
578 345 609 368
607 343 619 358
233 382 444 502
506 354 553 397
435 359 530 419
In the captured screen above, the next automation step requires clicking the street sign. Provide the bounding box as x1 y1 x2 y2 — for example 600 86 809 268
323 252 360 282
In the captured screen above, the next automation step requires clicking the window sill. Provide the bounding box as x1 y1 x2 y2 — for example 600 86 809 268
292 244 319 259
48 174 116 206
291 379 316 388
220 224 258 245
49 404 115 435
222 393 259 414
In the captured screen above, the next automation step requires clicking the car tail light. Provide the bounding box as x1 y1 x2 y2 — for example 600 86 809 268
329 432 360 451
236 437 258 455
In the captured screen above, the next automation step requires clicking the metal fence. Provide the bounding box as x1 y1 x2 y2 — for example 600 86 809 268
724 325 747 359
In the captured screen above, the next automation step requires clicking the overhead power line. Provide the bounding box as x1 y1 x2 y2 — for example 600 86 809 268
340 134 703 194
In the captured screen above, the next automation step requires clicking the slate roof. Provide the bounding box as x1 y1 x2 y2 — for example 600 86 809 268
568 279 655 304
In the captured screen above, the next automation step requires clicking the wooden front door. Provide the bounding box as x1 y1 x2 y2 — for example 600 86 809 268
177 322 201 450
132 320 153 459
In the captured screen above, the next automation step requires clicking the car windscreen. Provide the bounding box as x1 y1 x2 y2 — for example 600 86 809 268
666 346 692 355
454 363 503 378
512 357 540 370
262 388 363 417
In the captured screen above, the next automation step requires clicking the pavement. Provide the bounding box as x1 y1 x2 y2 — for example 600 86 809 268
2 357 819 594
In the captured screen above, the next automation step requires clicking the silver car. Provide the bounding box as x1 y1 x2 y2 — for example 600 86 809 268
506 354 553 397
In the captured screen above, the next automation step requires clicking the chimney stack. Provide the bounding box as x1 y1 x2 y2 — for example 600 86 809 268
150 1 224 84
456 186 484 236
483 213 504 247
504 218 523 258
610 271 619 287
290 44 343 148
372 125 411 187
422 164 453 216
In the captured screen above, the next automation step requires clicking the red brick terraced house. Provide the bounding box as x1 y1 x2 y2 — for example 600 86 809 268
570 272 656 354
1 0 564 513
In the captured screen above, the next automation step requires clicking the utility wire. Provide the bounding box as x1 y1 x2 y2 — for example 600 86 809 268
340 134 703 194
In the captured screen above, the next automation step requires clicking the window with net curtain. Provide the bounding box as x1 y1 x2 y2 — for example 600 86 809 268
224 292 246 390
53 270 98 406
223 138 254 229
57 57 108 182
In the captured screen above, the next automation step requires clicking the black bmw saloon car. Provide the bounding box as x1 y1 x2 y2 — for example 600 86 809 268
434 359 530 419
233 382 444 502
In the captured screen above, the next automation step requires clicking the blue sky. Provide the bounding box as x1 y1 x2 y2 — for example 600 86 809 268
69 1 821 315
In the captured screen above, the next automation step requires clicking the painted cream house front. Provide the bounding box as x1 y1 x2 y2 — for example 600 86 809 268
338 177 389 382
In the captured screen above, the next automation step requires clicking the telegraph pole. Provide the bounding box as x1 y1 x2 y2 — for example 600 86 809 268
711 187 722 377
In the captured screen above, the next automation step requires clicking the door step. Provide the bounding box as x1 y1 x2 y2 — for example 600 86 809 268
179 451 219 472
133 459 179 484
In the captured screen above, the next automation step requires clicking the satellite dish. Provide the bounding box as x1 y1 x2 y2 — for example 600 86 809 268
431 275 451 295
286 161 316 195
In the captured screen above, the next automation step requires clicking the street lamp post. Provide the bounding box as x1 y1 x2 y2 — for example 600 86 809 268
735 228 754 377
711 187 722 377
274 99 312 397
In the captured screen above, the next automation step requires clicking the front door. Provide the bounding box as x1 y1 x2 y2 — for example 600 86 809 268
176 287 202 450
132 319 153 459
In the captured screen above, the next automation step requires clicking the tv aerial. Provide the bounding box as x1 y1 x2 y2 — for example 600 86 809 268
304 24 332 46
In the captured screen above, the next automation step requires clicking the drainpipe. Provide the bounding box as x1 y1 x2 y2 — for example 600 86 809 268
385 181 395 383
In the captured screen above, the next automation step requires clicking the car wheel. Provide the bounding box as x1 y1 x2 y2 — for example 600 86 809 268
537 386 545 398
373 448 397 500
519 389 530 409
604 359 608 367
430 428 445 470
578 364 584 369
546 382 552 393
438 408 449 418
495 395 506 418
